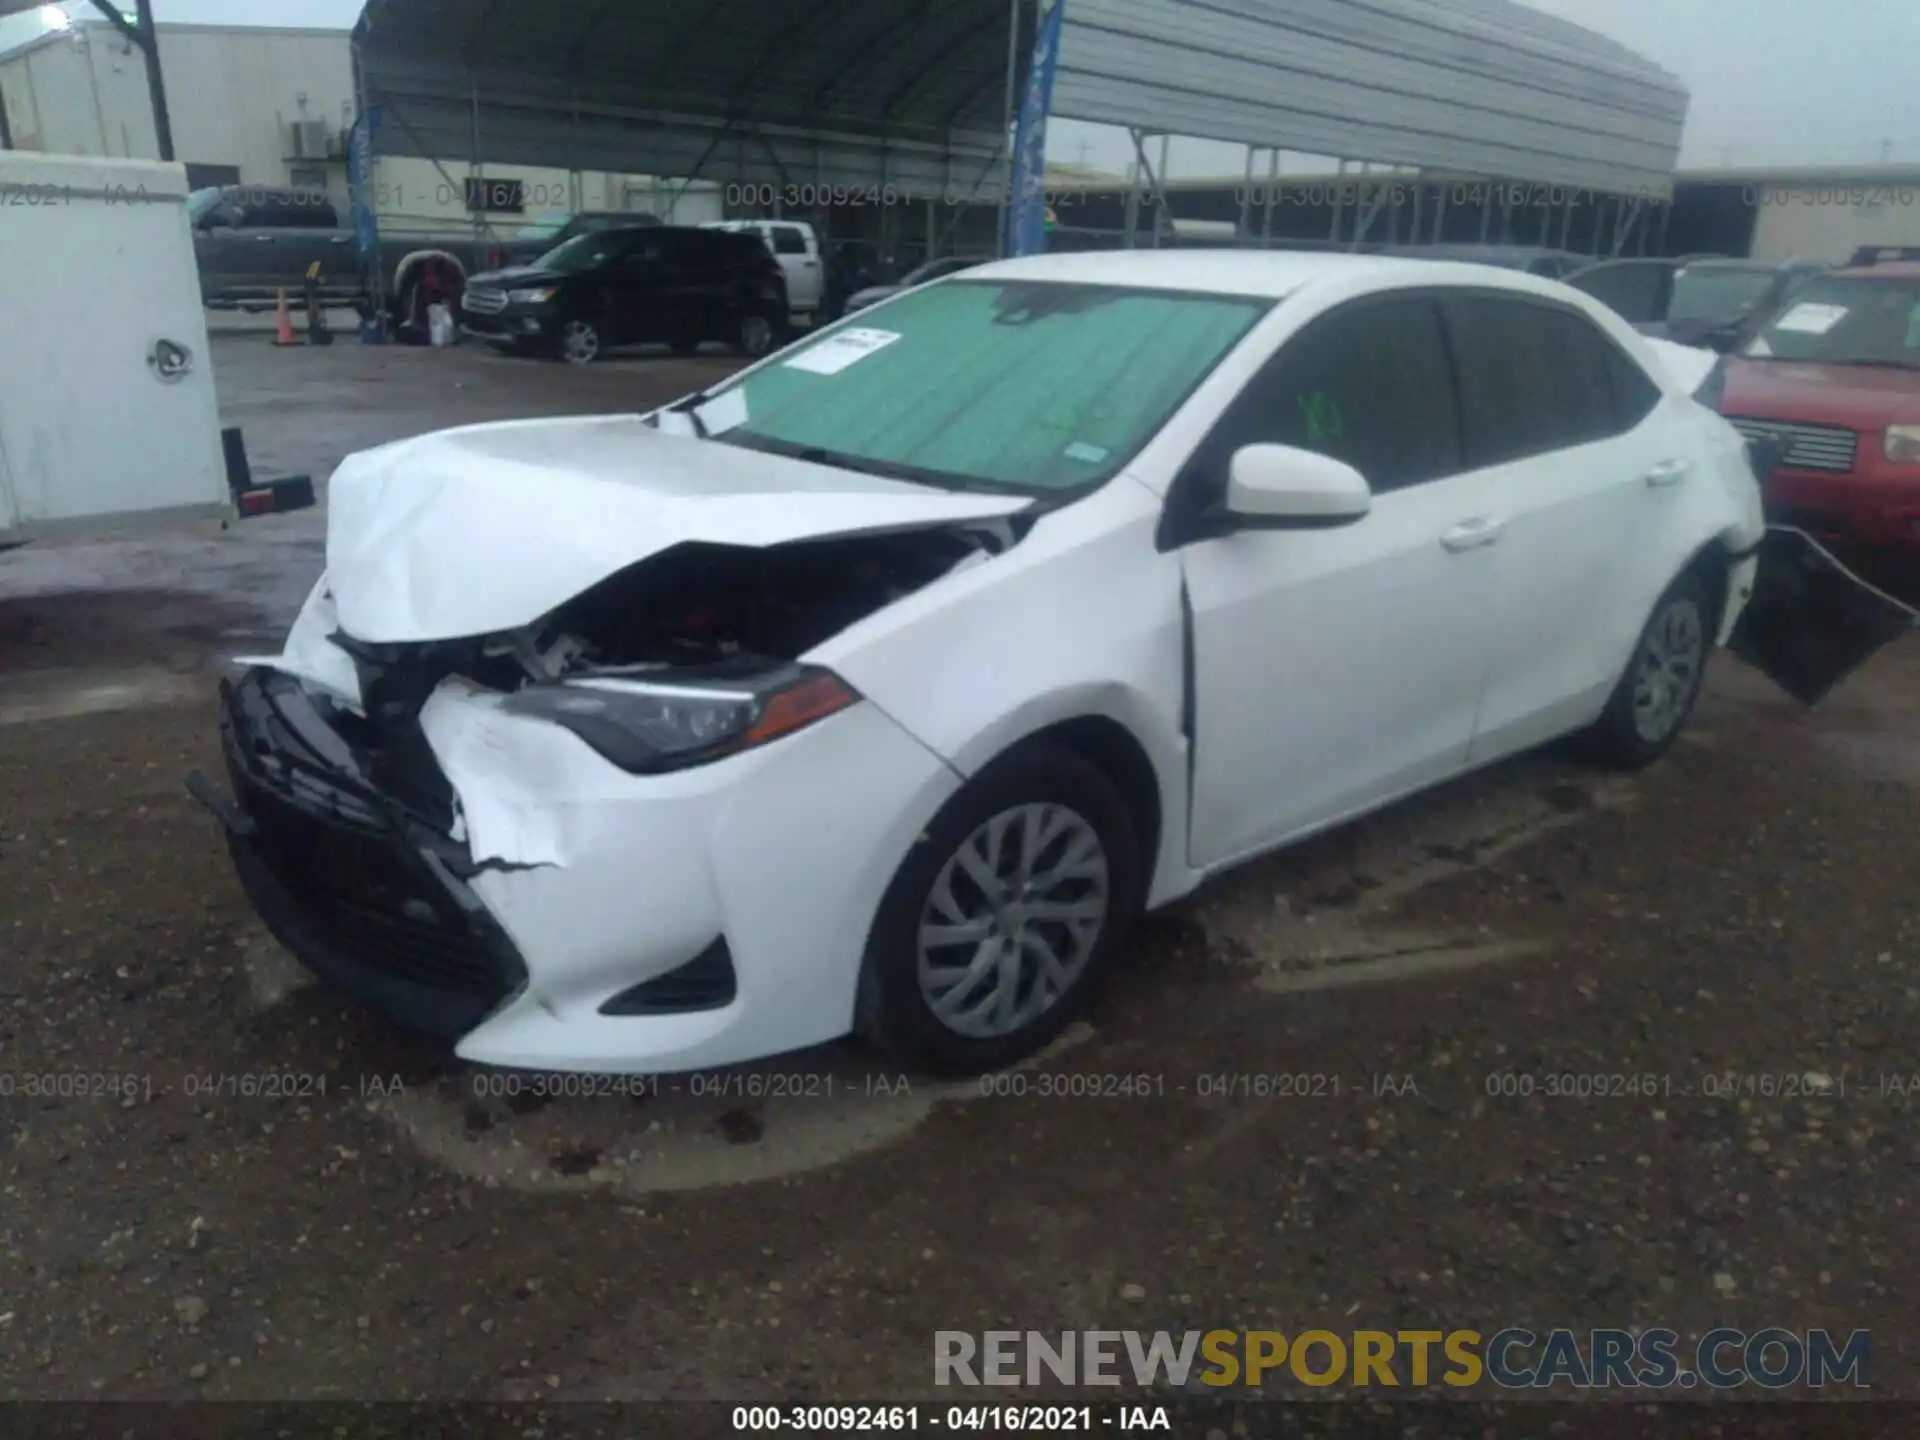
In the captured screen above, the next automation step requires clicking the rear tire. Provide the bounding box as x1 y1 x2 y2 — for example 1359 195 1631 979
729 309 779 358
1580 568 1715 769
855 743 1142 1075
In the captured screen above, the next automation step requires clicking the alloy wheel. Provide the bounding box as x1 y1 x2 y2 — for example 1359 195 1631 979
562 320 600 364
1632 595 1705 743
914 803 1110 1039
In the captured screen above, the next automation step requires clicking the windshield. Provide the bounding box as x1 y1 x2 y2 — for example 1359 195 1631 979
515 211 571 242
1668 266 1779 326
1740 275 1920 368
187 187 222 221
534 231 630 274
707 280 1269 495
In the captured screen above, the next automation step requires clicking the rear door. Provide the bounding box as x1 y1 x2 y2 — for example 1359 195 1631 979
1441 291 1693 757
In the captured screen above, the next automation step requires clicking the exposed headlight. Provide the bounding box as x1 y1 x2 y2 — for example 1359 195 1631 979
1886 425 1920 465
499 664 859 774
508 287 557 305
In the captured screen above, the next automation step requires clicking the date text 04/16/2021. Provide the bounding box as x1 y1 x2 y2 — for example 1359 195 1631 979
730 1404 1171 1432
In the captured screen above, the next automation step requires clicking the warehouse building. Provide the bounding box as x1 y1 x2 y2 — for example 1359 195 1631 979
0 16 723 239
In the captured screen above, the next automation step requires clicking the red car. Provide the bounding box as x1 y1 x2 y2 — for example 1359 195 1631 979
1702 261 1920 566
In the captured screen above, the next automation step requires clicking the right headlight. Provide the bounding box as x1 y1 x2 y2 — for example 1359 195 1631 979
499 664 859 774
1885 425 1920 465
508 287 557 305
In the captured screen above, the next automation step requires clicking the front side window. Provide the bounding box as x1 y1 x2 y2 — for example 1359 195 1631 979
1445 294 1641 465
1202 293 1462 496
1740 275 1920 369
771 226 809 256
536 232 636 274
708 280 1271 496
1567 261 1672 324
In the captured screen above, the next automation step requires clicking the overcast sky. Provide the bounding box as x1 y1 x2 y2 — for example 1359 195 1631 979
5 0 1916 173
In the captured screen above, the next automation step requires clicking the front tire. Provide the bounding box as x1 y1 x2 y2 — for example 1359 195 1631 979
556 318 602 365
856 743 1142 1074
1581 568 1714 769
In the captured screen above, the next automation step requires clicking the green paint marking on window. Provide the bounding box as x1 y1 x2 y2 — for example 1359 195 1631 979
1300 390 1344 447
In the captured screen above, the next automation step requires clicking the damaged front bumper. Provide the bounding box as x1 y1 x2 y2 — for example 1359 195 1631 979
193 671 530 1039
192 665 963 1073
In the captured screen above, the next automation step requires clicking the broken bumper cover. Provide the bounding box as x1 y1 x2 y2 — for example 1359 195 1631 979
198 672 528 1039
196 667 962 1072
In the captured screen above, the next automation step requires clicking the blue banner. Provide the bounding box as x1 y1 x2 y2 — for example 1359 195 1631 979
348 105 381 266
1007 0 1064 257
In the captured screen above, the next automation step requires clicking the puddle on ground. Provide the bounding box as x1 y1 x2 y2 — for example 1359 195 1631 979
237 918 1092 1194
1188 756 1631 988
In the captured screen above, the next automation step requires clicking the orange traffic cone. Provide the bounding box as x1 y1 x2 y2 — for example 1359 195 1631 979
273 289 300 347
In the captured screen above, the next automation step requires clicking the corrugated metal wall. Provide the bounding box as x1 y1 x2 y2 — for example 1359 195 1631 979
356 0 1686 202
1053 0 1687 197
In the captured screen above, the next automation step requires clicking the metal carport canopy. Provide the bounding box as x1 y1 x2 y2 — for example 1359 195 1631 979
352 0 1688 202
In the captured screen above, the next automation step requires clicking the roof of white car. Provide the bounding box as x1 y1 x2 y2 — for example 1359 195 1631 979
967 248 1558 300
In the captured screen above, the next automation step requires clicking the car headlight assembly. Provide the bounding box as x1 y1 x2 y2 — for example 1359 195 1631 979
508 287 557 305
1886 425 1920 465
500 664 859 774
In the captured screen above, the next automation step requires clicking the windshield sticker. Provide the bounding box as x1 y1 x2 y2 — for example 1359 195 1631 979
1772 302 1848 335
1063 441 1109 464
783 327 902 376
1300 390 1345 447
693 387 749 435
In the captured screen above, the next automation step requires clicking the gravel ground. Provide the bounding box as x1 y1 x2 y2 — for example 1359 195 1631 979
1 333 1916 1423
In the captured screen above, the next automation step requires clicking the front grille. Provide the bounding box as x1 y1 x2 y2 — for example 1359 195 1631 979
223 675 521 1035
1725 417 1859 474
462 287 507 315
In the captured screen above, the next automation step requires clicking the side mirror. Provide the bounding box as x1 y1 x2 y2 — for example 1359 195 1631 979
1224 443 1372 528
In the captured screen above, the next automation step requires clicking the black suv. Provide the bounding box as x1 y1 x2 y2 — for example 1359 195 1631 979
459 225 788 363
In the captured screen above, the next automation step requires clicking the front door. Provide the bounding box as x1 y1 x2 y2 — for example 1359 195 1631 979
1179 292 1504 869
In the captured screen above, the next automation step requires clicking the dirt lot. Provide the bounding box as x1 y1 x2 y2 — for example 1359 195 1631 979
2 333 1917 1422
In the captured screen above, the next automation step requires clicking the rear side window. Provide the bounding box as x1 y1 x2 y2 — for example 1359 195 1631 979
770 225 809 256
1565 260 1672 324
1208 293 1462 495
1443 294 1653 465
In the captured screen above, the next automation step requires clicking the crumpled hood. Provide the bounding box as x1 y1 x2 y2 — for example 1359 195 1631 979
323 415 1029 643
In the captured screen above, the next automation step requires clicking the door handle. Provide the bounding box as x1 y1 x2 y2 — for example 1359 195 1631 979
1643 458 1690 487
1440 517 1505 553
253 235 275 242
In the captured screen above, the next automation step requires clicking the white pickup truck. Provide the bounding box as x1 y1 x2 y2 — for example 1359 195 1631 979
703 219 824 326
0 152 308 548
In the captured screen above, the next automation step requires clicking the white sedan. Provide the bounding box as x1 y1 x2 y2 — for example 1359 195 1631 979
198 251 1772 1076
